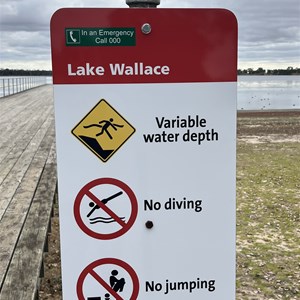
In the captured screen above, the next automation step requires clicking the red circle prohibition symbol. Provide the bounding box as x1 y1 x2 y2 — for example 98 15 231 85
77 257 139 300
74 178 138 240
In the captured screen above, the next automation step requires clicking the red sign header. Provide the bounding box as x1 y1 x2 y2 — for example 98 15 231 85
51 8 237 84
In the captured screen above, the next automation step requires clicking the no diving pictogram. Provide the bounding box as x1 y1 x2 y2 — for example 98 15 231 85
77 258 139 300
74 178 138 240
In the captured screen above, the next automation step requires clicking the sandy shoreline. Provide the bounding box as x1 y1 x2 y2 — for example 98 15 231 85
238 109 300 118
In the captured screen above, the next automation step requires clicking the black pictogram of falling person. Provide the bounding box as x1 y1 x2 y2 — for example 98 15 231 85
84 118 124 139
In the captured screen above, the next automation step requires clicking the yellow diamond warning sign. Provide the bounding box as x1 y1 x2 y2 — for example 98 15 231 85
72 99 135 162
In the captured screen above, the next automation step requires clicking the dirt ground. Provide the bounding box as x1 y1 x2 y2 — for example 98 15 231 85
38 110 300 300
39 201 62 300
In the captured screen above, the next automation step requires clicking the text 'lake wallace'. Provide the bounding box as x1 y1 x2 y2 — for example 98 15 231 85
67 62 170 76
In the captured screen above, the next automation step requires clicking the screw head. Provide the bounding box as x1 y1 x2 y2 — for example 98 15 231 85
141 23 151 34
145 220 154 229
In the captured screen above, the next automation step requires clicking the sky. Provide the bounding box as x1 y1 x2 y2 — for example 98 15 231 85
0 0 299 71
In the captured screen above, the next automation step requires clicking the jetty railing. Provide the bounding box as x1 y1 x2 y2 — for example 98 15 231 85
0 76 48 98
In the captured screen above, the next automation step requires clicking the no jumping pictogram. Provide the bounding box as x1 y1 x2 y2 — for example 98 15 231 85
74 178 138 240
77 258 139 300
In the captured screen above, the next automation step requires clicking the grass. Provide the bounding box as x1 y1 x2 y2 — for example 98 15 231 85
236 114 300 300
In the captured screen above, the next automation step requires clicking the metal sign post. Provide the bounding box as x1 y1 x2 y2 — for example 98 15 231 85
126 0 160 8
51 3 237 299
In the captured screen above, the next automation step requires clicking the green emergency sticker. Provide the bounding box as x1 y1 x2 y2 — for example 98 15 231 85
65 28 136 46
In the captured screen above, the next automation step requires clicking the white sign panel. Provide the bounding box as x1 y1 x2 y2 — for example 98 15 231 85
51 8 237 300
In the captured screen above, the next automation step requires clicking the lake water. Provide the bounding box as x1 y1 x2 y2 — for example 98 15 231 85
238 75 300 110
1 76 300 111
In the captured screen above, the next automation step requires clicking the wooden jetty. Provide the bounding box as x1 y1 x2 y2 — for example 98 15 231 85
0 85 56 300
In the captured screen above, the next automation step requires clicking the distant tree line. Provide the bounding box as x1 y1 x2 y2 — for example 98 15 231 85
238 66 300 75
1 67 299 76
0 68 52 76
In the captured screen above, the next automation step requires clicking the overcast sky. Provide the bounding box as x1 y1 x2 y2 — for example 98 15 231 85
0 0 299 70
